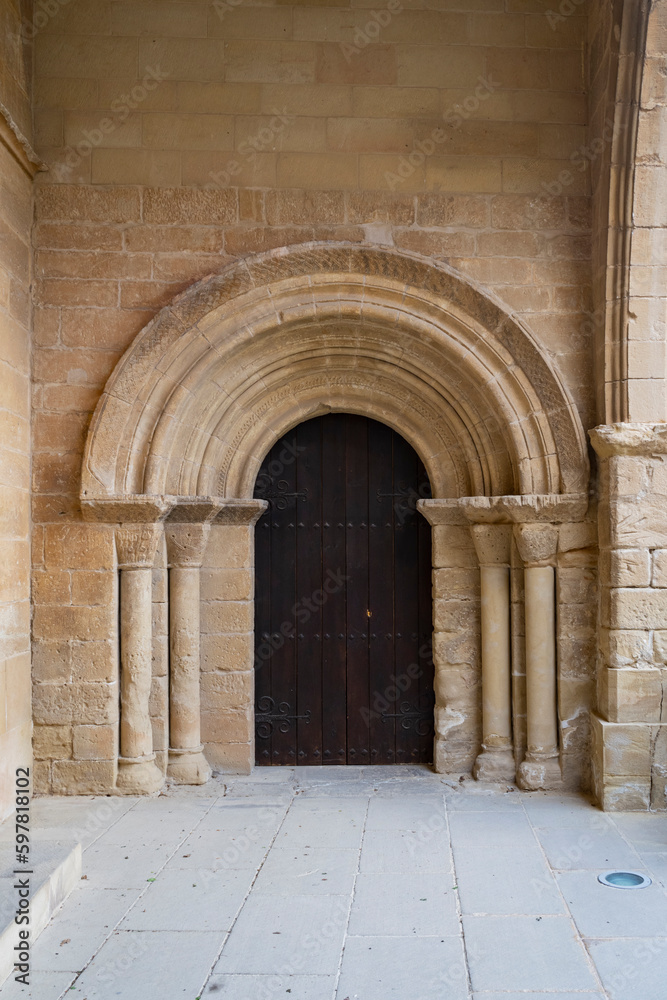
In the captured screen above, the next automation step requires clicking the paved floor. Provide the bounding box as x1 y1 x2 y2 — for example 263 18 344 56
1 765 666 1000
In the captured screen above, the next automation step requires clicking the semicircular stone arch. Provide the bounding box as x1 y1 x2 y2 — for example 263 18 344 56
81 243 589 504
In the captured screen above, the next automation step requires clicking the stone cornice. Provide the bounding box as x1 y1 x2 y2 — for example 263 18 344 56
417 494 588 526
589 423 667 458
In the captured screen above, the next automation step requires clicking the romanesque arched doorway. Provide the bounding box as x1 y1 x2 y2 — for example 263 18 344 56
253 413 434 766
78 243 590 796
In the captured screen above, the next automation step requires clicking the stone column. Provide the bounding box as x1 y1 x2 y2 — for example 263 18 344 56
165 518 214 784
514 523 561 790
115 523 165 794
470 524 515 782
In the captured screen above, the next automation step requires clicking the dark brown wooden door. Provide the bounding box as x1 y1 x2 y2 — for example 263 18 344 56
253 414 434 766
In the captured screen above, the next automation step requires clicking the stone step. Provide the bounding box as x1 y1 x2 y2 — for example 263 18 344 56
0 839 81 988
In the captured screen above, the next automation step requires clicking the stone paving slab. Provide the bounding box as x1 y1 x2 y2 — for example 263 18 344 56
472 994 607 999
71 929 222 1000
336 934 469 1000
119 868 254 931
31 887 142 972
463 915 601 992
535 827 643 871
203 973 336 999
252 846 358 896
347 872 460 936
453 845 566 915
214 894 349 975
2 768 667 1000
557 870 667 937
586 938 667 1000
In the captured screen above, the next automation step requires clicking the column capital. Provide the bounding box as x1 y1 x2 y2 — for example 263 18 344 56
115 523 163 569
513 523 559 567
470 524 512 566
165 523 211 568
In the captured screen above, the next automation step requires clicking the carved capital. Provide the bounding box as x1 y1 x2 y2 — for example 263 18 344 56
116 523 163 569
513 523 559 567
470 524 512 566
165 523 211 568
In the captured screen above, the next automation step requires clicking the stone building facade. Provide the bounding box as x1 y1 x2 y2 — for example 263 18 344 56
0 0 665 820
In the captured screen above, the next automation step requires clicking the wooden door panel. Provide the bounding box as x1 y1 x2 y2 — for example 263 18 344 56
254 414 434 765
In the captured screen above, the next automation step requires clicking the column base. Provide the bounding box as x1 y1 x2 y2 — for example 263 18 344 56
116 754 164 795
167 746 211 785
517 753 562 791
473 747 516 783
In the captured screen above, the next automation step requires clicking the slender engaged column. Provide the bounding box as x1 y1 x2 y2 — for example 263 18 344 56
514 523 562 791
116 523 164 794
165 522 212 784
470 524 515 782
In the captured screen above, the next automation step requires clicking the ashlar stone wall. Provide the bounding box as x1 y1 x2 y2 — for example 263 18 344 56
28 0 600 795
0 0 34 821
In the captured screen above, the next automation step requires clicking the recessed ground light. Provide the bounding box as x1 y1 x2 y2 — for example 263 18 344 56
598 870 652 889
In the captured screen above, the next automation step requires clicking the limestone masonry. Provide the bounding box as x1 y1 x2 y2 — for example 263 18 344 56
0 0 666 817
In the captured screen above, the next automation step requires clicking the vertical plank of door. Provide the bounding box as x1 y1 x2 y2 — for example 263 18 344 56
322 414 347 764
345 414 371 764
392 434 421 764
295 417 323 764
367 420 396 764
254 456 273 765
417 456 435 763
268 437 298 764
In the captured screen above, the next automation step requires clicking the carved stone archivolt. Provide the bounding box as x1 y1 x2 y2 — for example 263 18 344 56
81 244 588 505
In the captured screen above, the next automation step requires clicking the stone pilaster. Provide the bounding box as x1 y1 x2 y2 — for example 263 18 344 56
590 424 667 810
199 499 268 775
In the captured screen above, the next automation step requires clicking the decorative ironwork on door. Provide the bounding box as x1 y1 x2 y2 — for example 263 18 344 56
253 414 434 765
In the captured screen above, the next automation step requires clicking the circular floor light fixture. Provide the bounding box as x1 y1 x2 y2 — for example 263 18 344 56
598 870 652 889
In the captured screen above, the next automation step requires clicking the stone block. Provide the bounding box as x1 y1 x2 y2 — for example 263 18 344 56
433 598 478 632
31 641 71 683
201 708 253 744
33 683 74 725
71 570 115 606
33 725 73 760
72 724 116 760
201 633 254 673
600 628 652 668
606 588 667 629
433 630 479 668
201 600 254 634
200 671 253 712
200 568 254 602
203 525 252 569
71 640 116 682
652 548 667 587
204 741 253 775
598 667 663 723
557 566 596 603
609 549 651 587
432 525 476 569
592 715 652 778
51 759 116 795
